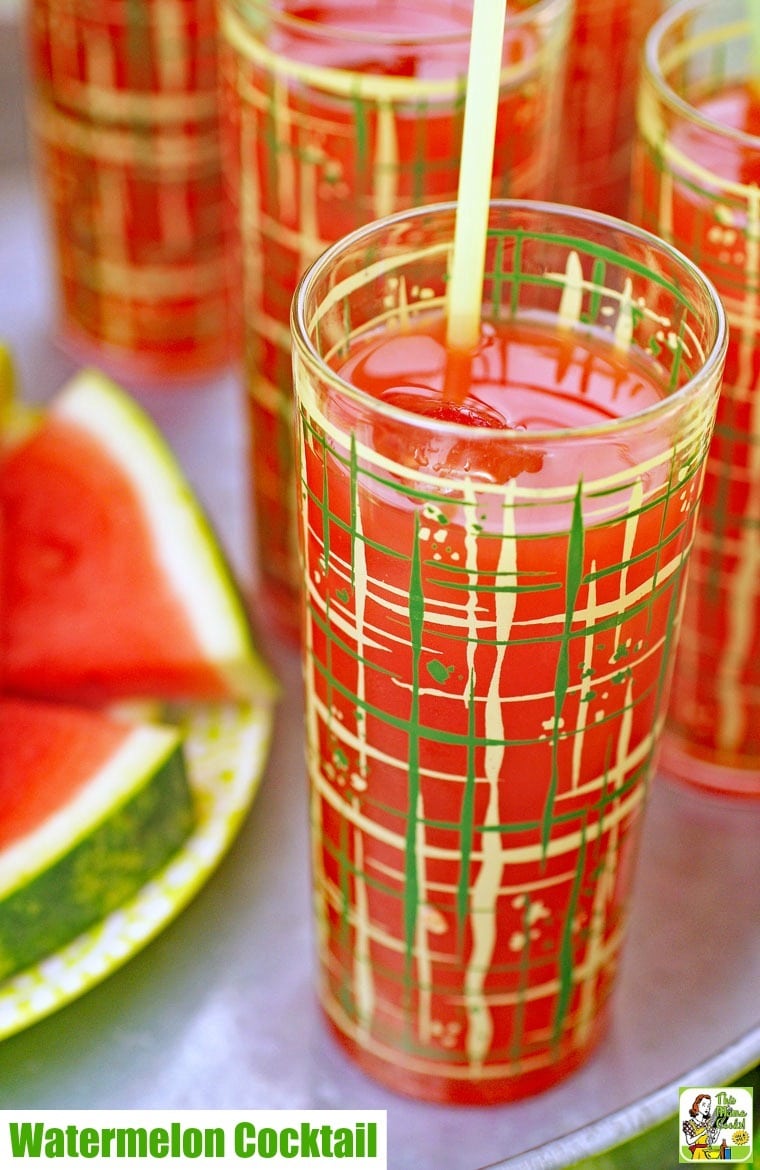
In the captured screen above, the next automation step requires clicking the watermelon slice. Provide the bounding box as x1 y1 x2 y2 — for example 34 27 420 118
0 697 195 983
0 359 278 999
2 368 278 705
0 696 273 1037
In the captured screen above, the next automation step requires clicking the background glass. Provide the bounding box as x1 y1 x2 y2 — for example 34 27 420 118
631 0 760 798
217 0 572 640
555 0 663 218
26 0 234 384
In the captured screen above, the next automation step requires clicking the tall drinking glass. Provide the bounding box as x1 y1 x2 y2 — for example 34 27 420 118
292 201 726 1103
631 0 760 798
217 0 572 640
27 0 234 384
553 0 662 218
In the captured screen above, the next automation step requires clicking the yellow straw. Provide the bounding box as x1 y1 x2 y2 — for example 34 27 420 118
445 0 508 356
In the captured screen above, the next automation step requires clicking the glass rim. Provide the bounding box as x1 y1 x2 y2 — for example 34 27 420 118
226 0 568 46
291 199 728 446
644 0 760 150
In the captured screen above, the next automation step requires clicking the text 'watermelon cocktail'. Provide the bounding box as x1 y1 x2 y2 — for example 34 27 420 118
292 201 726 1103
217 0 572 640
631 0 760 798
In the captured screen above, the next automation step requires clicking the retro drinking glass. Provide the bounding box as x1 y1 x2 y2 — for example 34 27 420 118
217 0 573 640
291 201 727 1102
27 0 234 384
631 0 760 797
553 0 662 218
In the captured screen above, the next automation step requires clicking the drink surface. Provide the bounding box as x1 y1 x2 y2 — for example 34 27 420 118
281 0 471 33
335 315 664 432
272 0 473 76
268 0 556 88
681 84 760 179
269 0 555 79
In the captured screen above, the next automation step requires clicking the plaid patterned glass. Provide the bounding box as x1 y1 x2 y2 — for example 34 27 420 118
217 0 573 641
553 0 662 218
27 0 233 383
291 202 726 1103
631 0 760 797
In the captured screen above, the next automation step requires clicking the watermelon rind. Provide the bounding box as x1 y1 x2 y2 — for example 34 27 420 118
0 721 195 984
50 368 279 704
0 343 14 422
0 343 39 446
0 698 274 1039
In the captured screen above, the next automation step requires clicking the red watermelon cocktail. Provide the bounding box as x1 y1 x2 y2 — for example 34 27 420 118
27 0 234 383
631 0 760 798
217 0 573 640
553 0 662 218
291 202 726 1103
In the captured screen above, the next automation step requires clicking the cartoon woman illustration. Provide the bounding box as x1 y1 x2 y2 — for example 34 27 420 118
682 1094 723 1160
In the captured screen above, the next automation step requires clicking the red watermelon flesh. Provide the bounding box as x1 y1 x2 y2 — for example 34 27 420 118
4 414 228 701
0 698 134 848
1 371 276 705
